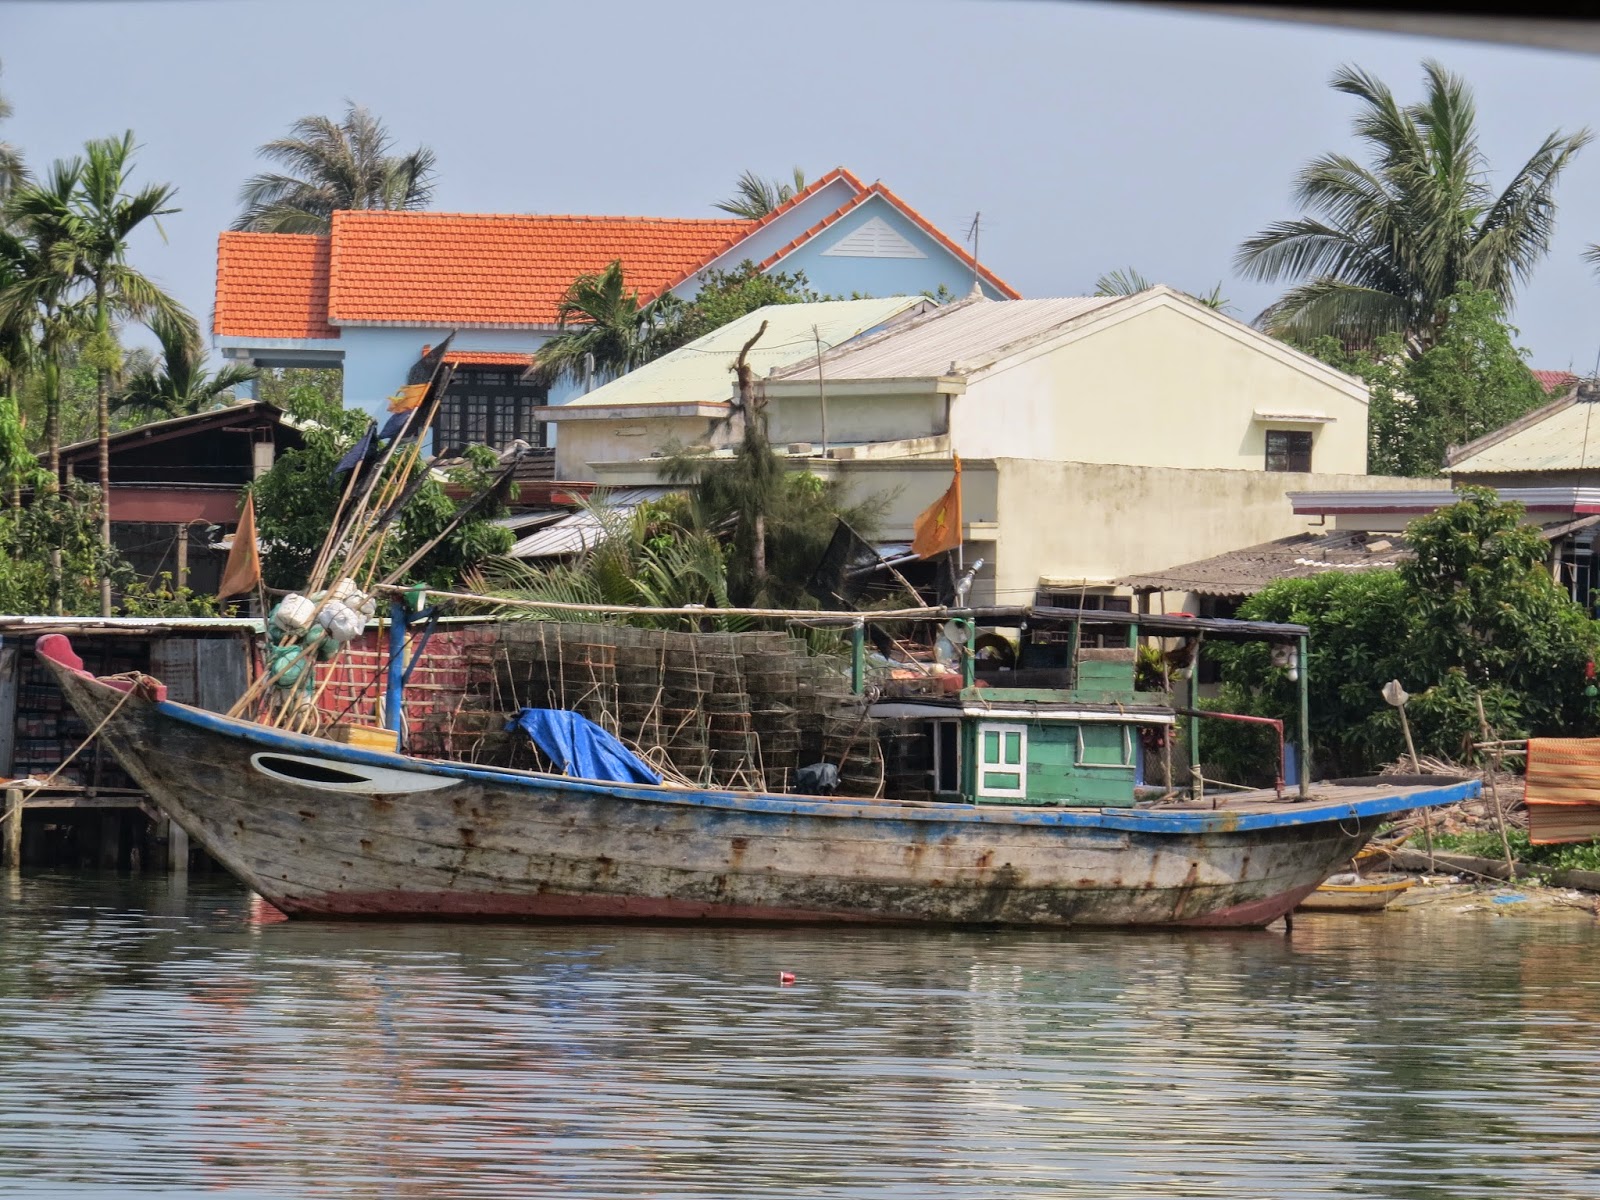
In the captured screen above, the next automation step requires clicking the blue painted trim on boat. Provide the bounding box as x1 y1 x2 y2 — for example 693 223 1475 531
154 697 1480 834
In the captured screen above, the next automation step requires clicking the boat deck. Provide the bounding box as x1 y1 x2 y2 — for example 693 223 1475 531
1141 778 1468 817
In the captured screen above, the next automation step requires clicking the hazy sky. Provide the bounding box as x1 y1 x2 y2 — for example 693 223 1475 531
5 0 1599 368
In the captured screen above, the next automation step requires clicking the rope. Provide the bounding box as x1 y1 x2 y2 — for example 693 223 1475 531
35 684 138 788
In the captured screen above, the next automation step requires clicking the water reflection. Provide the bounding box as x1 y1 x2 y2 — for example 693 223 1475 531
2 873 1599 1197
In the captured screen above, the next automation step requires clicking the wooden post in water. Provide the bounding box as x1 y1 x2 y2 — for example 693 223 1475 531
1188 635 1203 803
2 788 21 869
1297 635 1311 799
169 820 189 875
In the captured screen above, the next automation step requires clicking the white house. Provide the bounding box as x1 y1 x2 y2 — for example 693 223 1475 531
574 287 1432 609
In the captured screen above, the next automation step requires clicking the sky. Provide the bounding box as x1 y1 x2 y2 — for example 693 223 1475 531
4 0 1600 369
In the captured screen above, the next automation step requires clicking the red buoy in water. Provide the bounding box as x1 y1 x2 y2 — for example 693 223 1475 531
779 971 796 986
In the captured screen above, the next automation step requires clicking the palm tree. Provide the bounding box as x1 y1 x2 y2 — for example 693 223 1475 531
1093 266 1229 310
0 61 26 204
233 103 436 233
113 313 256 419
535 260 681 387
0 157 85 483
714 167 807 219
1236 61 1590 352
75 132 196 614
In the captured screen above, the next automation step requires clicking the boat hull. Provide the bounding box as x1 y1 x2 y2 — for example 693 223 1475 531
43 649 1477 929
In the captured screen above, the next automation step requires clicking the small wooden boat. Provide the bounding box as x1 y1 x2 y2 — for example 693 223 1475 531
1295 873 1414 913
36 630 1479 929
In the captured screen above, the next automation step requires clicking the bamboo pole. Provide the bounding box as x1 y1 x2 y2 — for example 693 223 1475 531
1475 691 1518 884
1394 698 1434 872
370 585 957 624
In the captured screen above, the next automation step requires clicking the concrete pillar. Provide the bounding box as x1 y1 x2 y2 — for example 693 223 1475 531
169 821 189 875
2 788 21 869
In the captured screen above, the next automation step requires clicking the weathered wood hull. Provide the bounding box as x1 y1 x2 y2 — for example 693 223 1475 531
45 652 1478 928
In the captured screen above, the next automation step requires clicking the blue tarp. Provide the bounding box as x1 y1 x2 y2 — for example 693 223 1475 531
506 708 662 786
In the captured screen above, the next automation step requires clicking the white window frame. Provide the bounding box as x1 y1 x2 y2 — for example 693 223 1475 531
977 722 1028 799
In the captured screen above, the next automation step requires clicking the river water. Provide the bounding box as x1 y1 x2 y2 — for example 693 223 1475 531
2 873 1599 1199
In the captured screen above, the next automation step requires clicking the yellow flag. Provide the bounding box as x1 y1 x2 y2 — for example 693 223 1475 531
218 493 262 601
386 382 429 413
911 456 962 559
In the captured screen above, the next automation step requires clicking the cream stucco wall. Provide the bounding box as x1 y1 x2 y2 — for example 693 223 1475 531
945 302 1369 473
987 460 1436 606
554 415 727 480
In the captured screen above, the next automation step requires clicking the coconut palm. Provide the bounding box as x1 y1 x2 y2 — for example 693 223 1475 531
233 103 436 233
535 260 682 387
714 167 808 219
1237 61 1590 351
1093 266 1229 310
75 132 196 613
0 62 26 204
113 313 256 420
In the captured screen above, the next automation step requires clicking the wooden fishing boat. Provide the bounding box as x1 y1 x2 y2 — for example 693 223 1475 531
36 632 1478 928
1295 873 1414 913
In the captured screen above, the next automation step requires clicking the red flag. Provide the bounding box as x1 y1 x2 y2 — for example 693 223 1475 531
911 456 962 559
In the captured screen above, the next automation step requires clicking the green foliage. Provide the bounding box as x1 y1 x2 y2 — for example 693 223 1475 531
1401 485 1599 750
0 480 128 613
466 494 743 629
1298 287 1546 476
233 103 435 234
0 393 44 497
118 572 218 617
1431 826 1600 874
112 313 256 419
534 259 685 387
255 365 343 411
250 403 513 592
1093 266 1229 311
714 167 807 219
249 386 367 589
1238 61 1591 348
653 262 819 355
1205 488 1600 780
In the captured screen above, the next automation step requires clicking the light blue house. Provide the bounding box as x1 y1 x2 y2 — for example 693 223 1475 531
212 169 1018 468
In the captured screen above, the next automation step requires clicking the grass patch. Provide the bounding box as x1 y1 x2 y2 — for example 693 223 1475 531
1429 827 1600 874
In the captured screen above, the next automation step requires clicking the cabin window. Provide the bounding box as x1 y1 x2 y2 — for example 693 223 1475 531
977 722 1027 798
931 719 961 794
435 367 548 455
1077 724 1132 768
1265 429 1313 473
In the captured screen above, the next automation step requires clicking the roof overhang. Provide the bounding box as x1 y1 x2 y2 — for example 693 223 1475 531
763 376 966 398
538 401 732 422
1291 487 1600 516
1253 409 1335 425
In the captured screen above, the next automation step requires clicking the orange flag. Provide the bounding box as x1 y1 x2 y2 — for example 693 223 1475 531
912 455 963 559
387 382 429 413
218 493 262 601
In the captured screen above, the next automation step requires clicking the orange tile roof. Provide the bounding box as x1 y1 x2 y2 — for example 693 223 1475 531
213 233 339 340
438 349 536 367
642 168 1020 303
1534 369 1581 395
326 211 752 327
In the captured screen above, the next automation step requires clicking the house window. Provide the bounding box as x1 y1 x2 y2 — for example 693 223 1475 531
1265 429 1313 473
435 368 548 455
977 722 1027 799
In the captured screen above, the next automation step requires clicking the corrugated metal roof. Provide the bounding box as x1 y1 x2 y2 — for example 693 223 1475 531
769 295 1121 383
0 616 265 633
1120 531 1413 597
1449 398 1600 474
507 487 677 559
559 298 926 411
